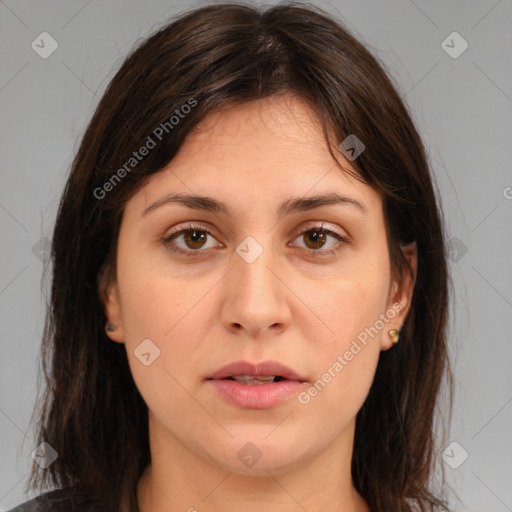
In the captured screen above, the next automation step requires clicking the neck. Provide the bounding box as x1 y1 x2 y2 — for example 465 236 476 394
135 416 369 512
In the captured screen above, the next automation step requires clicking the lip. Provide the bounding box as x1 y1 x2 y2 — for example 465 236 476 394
206 360 308 410
206 360 307 382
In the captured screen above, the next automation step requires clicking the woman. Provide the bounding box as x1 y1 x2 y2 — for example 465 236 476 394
9 2 454 511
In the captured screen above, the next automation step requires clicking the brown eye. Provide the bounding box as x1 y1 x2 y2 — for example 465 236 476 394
302 229 328 250
290 224 348 257
179 229 207 250
163 223 221 257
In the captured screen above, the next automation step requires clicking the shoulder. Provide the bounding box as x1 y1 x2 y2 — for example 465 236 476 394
5 490 58 512
5 489 100 512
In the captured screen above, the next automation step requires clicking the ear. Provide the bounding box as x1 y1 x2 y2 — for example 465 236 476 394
381 241 417 351
97 263 125 344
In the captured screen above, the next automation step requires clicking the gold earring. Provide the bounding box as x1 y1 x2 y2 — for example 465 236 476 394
388 329 399 344
105 323 118 333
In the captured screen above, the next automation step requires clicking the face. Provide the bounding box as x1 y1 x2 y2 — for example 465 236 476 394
102 93 416 476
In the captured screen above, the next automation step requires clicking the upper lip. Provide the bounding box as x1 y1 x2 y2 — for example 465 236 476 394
207 360 307 382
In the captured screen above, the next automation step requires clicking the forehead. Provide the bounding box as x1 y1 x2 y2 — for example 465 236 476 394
177 94 334 166
127 94 382 219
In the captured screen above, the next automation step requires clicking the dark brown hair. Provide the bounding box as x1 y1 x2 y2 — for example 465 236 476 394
26 2 455 511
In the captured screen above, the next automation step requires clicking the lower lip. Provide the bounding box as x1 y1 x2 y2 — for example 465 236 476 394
207 379 305 409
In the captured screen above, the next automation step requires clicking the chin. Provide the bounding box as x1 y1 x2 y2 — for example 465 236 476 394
206 433 309 476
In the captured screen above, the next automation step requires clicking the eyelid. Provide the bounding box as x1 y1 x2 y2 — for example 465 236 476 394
293 220 347 240
164 220 347 241
164 221 219 239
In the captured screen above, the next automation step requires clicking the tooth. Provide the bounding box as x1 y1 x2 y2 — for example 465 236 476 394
231 375 276 385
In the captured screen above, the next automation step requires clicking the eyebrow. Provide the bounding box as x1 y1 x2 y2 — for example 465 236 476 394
141 192 368 218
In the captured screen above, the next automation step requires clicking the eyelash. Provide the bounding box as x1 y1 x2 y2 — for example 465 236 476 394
162 222 348 258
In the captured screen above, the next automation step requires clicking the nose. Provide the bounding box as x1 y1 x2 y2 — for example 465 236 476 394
220 236 292 339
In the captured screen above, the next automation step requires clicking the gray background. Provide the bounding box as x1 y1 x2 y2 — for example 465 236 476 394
1 1 511 510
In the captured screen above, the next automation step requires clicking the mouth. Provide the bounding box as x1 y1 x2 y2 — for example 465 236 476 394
206 360 308 409
206 359 308 383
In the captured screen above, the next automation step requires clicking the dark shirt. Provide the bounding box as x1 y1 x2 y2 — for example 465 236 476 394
5 496 42 512
5 489 104 512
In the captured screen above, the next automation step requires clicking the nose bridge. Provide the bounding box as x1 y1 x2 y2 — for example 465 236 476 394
224 229 290 336
235 230 279 299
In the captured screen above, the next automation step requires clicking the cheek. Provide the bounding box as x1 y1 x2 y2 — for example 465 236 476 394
116 261 202 425
119 276 207 393
116 239 201 339
299 278 386 423
114 246 206 396
298 251 390 411
296 344 378 448
309 251 391 348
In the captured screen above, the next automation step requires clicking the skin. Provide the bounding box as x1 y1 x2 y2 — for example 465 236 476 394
101 93 417 512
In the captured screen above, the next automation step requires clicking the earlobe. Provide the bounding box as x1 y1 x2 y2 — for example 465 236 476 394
381 241 417 351
97 264 124 343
